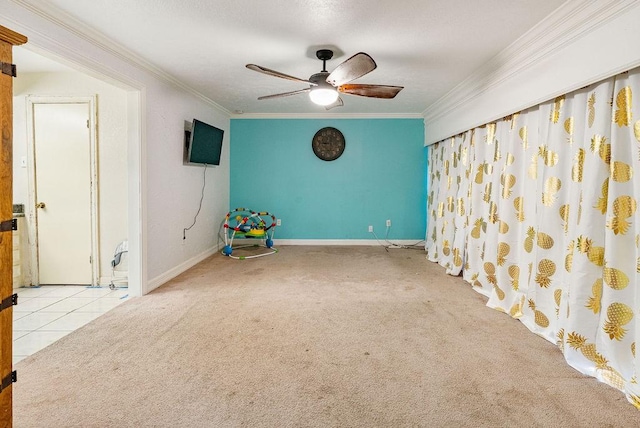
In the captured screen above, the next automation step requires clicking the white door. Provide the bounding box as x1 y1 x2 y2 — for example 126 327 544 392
33 102 93 285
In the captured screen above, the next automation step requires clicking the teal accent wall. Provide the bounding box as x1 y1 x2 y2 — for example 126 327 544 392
230 119 425 240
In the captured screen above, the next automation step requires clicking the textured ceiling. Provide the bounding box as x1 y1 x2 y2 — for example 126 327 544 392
20 0 566 115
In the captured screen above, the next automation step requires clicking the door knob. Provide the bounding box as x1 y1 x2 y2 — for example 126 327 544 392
36 202 46 209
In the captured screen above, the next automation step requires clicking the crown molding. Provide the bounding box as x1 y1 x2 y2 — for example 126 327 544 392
231 112 424 120
9 0 231 116
422 0 639 124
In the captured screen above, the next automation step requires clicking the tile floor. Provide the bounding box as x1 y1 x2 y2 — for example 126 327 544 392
12 285 129 364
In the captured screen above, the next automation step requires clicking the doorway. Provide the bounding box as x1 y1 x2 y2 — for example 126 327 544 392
26 96 99 286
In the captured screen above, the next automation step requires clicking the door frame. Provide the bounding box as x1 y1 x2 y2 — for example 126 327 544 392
25 95 99 286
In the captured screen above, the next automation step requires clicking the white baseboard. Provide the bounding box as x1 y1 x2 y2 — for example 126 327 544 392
146 243 223 293
273 239 425 246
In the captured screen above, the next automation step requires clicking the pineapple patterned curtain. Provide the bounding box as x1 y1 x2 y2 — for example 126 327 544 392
426 67 640 409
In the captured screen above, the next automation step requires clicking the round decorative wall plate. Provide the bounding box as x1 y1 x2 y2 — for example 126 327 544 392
312 127 346 161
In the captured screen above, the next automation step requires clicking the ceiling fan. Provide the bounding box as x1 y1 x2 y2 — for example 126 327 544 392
246 49 403 109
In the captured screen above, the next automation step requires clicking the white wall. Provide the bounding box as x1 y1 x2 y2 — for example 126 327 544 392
13 71 128 285
423 0 640 145
2 1 231 294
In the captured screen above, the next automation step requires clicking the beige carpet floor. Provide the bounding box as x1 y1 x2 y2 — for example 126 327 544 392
13 246 640 427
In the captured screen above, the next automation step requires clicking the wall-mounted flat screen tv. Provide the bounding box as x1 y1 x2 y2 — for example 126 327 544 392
184 119 224 166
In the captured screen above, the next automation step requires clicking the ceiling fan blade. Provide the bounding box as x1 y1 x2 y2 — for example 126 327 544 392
338 84 403 99
246 64 316 85
324 97 344 111
326 52 377 87
257 88 311 100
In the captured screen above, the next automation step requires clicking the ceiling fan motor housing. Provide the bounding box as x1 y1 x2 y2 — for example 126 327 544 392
316 49 333 72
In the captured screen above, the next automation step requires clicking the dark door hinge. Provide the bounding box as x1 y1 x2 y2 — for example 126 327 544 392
0 61 17 77
0 293 18 314
0 371 17 393
0 218 17 232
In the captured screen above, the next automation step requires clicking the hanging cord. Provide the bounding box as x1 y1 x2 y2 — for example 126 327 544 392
371 225 426 251
183 164 208 239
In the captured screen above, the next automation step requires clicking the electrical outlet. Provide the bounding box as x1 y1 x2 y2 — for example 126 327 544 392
386 219 391 227
276 218 281 226
368 225 373 232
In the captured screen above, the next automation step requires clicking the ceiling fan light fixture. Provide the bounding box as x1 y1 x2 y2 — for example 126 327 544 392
309 87 339 106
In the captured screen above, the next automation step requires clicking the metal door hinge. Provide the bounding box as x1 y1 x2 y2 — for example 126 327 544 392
0 218 17 232
0 61 17 77
0 371 17 393
0 293 18 313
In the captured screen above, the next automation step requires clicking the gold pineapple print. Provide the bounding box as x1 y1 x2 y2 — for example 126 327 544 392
607 195 637 235
564 116 574 136
471 218 486 239
442 240 451 256
452 248 463 267
514 197 525 222
456 197 465 216
475 163 485 184
485 123 497 144
542 177 562 207
611 161 633 183
493 139 501 162
498 220 509 234
446 196 455 213
599 141 612 165
635 120 640 142
585 279 602 314
572 149 584 182
539 145 559 167
594 178 609 214
587 92 596 128
567 332 609 370
557 328 565 352
519 126 528 150
554 288 562 317
484 262 505 300
603 263 629 290
484 262 496 285
535 259 556 288
613 86 632 127
559 204 570 235
444 159 450 175
524 227 536 253
509 299 524 318
565 241 574 273
500 173 516 199
470 272 482 288
497 242 510 266
567 334 626 388
437 202 445 218
550 95 565 123
528 299 550 328
483 182 493 203
603 302 634 340
576 236 605 266
505 152 515 166
591 134 605 154
510 112 520 130
630 394 640 411
488 201 499 224
508 265 520 291
536 231 554 250
588 246 605 267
